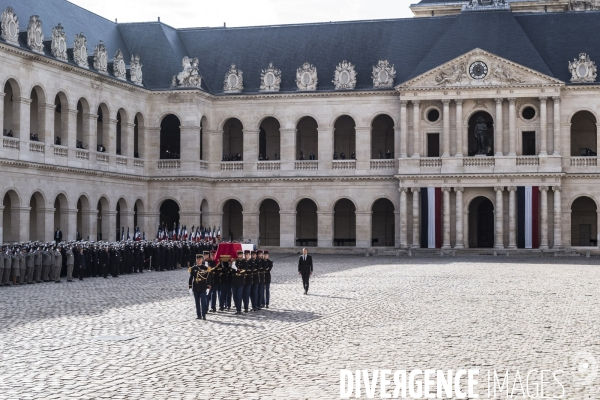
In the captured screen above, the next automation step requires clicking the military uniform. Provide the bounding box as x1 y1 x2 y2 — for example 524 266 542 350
232 251 246 315
242 251 252 313
188 256 212 320
25 249 34 284
33 248 42 283
256 250 265 310
42 248 51 282
2 250 12 285
11 251 20 285
207 252 220 312
249 251 259 311
263 251 273 308
66 247 74 281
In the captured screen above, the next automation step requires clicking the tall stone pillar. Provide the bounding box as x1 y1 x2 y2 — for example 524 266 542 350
400 100 408 158
43 207 55 242
16 206 31 243
279 211 295 247
180 125 201 171
0 205 3 244
442 187 451 248
205 129 222 172
399 188 408 248
394 210 400 248
317 211 334 248
552 186 562 249
106 210 117 242
539 186 549 249
508 187 517 249
65 109 78 148
463 210 469 249
16 97 30 140
442 100 450 157
539 97 548 155
243 211 259 244
508 98 517 156
41 103 55 146
494 187 504 249
243 130 258 172
84 113 97 152
355 127 371 171
0 93 4 137
83 209 97 242
494 98 503 156
411 188 420 248
318 128 332 170
144 212 161 241
455 100 464 157
355 211 371 248
121 210 137 235
454 187 464 249
412 101 421 157
280 128 295 171
123 122 135 158
106 118 117 156
66 208 78 241
553 97 561 155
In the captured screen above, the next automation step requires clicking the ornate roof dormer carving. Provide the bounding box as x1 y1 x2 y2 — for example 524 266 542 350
73 33 89 69
372 60 396 88
172 56 202 88
462 0 509 12
93 40 108 74
260 63 281 92
27 16 44 54
51 24 68 61
130 54 143 86
1 7 19 45
296 63 318 91
223 64 243 93
569 53 597 83
333 60 357 90
113 49 126 80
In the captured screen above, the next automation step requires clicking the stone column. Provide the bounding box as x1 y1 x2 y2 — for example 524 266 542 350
539 97 548 156
106 118 117 156
539 186 549 249
0 93 3 136
242 211 259 244
180 125 201 171
355 127 371 171
280 128 295 171
494 187 504 249
318 127 332 170
508 98 517 156
442 187 451 248
400 100 408 158
205 129 222 172
279 211 295 247
317 211 334 247
15 206 31 243
411 188 420 248
123 122 135 158
442 100 450 157
355 211 371 248
106 210 117 242
399 188 408 248
120 210 137 236
15 97 30 140
553 97 561 155
412 101 421 157
464 210 469 248
83 209 97 242
41 103 55 147
394 210 400 248
494 98 503 156
66 208 78 241
454 187 464 249
243 129 258 172
455 100 464 157
552 186 562 249
84 113 97 152
65 109 78 148
0 205 3 244
507 187 517 249
144 212 161 242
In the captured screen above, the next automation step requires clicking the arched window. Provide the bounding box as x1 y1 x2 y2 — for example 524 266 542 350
371 115 394 159
222 118 243 161
570 111 597 156
160 115 181 159
296 117 318 160
333 116 356 160
334 199 356 246
258 118 280 160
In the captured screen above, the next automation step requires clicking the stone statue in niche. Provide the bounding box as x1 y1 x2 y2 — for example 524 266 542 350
474 117 488 155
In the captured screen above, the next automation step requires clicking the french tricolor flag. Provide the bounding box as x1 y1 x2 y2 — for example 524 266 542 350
420 187 442 249
517 186 539 249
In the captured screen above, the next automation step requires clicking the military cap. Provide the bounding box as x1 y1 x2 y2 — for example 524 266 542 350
244 250 251 255
256 250 263 255
196 254 204 259
237 250 244 255
264 250 269 255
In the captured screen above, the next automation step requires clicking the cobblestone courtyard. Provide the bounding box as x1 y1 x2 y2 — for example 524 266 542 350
2 254 600 399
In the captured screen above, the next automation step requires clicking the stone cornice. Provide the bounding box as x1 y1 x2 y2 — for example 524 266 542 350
149 176 398 184
0 42 151 95
396 173 565 181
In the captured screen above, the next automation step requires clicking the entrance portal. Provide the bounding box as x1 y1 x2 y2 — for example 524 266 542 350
468 197 494 248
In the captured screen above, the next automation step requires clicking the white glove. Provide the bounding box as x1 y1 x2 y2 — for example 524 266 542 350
206 289 210 295
189 288 193 295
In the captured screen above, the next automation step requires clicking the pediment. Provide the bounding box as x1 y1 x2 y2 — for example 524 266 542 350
397 48 564 91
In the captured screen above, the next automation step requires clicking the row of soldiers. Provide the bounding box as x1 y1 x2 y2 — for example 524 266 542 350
189 249 273 319
0 239 219 285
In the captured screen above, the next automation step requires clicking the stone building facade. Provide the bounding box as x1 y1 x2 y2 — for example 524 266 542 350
1 0 600 251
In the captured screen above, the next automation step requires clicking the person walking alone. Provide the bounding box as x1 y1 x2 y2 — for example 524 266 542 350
297 248 313 295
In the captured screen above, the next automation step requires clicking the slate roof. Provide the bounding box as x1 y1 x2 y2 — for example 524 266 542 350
0 0 599 92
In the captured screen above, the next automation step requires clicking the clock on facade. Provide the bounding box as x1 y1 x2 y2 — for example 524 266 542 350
469 61 488 79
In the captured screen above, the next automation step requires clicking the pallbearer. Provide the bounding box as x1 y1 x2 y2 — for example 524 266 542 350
242 250 252 313
207 250 220 313
249 250 259 312
232 250 245 315
219 250 232 311
188 254 212 320
256 250 265 311
263 250 272 309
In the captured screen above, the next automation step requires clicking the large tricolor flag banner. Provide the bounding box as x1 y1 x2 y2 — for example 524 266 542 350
420 187 442 249
517 186 539 249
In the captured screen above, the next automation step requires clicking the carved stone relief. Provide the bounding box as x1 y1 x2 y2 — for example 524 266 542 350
260 63 281 92
73 33 89 69
333 60 356 90
223 64 243 93
27 15 44 54
93 40 108 74
569 53 597 83
1 7 19 45
172 56 202 88
51 23 68 61
130 54 143 86
372 60 395 88
296 63 318 91
113 49 126 80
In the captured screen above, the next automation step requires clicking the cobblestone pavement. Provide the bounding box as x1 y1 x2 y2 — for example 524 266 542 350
1 254 600 399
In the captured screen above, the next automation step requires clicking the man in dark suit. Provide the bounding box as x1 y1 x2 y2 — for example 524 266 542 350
297 248 313 295
54 228 62 244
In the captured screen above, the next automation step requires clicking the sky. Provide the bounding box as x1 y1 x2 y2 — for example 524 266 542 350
67 0 416 28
